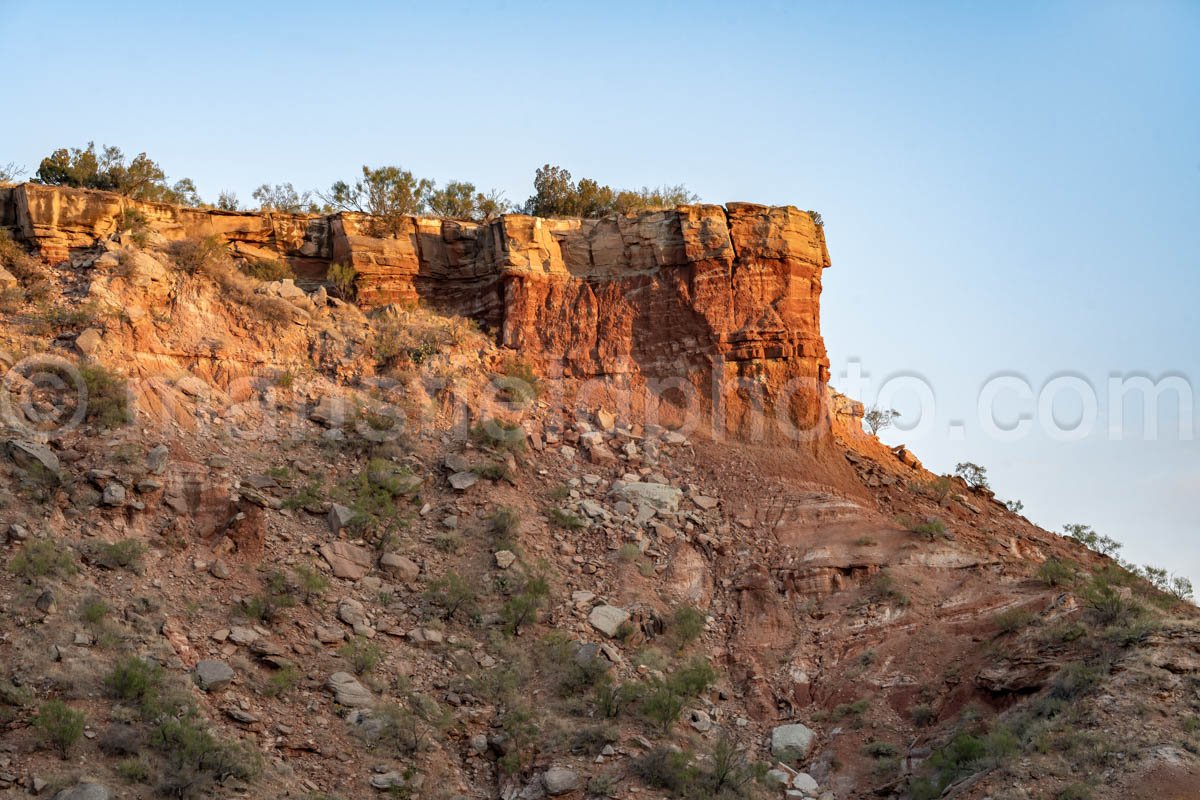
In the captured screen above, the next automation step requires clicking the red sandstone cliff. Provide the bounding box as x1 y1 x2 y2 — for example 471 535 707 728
2 183 830 440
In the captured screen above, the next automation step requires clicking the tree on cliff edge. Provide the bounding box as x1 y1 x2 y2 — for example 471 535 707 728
522 164 696 218
323 165 433 236
34 142 201 205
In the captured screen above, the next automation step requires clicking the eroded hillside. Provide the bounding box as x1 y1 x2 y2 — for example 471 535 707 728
0 187 1197 800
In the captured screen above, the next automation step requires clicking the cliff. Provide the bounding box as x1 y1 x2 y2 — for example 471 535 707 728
2 184 831 441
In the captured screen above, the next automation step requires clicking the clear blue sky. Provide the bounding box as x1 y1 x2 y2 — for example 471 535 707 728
2 1 1197 583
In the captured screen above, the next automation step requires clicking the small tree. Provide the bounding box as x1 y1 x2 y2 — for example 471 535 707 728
954 462 990 491
215 190 240 211
1063 524 1123 558
35 142 199 205
35 700 85 759
1 162 26 183
324 165 432 236
863 405 898 435
1004 499 1024 514
252 182 319 213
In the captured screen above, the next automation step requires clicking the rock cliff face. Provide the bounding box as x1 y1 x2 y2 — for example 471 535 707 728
2 184 831 440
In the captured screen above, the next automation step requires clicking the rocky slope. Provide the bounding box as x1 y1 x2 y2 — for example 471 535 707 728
0 187 1197 800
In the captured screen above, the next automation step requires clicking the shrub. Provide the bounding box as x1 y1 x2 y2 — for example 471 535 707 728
669 657 717 697
471 418 526 453
428 180 509 221
994 607 1036 634
79 362 133 429
1063 524 1123 557
900 515 946 540
80 596 110 625
669 606 706 650
36 142 201 204
325 165 433 236
496 358 542 405
34 700 85 758
263 665 301 698
169 234 229 274
97 538 145 570
501 572 550 635
864 740 899 758
1037 558 1077 587
105 655 165 708
954 462 990 491
633 746 694 793
1050 662 1101 701
327 261 357 299
911 703 936 727
863 405 898 435
490 506 521 539
294 564 329 604
339 637 383 675
1005 499 1025 513
253 183 320 213
425 571 477 621
149 713 261 797
548 507 586 530
919 475 953 502
10 539 77 578
116 757 152 784
1081 578 1140 626
1057 784 1093 800
240 257 294 281
522 164 697 218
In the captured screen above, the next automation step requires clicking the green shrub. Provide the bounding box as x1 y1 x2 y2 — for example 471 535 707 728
263 666 301 698
471 418 526 453
1057 784 1093 800
35 700 85 758
669 606 706 650
496 357 542 405
104 655 165 709
501 577 550 636
633 746 694 793
294 564 329 604
911 703 936 727
327 261 357 299
339 637 383 675
994 607 1036 634
864 740 898 758
80 363 132 428
169 235 229 274
954 462 990 491
116 757 152 783
240 258 293 281
1082 578 1141 626
900 515 947 540
548 507 586 530
98 538 145 570
425 571 477 621
1037 558 1077 587
10 538 77 578
149 713 261 797
80 596 110 625
490 506 521 539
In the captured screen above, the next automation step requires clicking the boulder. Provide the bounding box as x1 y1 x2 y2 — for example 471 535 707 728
327 671 374 708
614 481 681 513
319 541 374 580
542 767 581 796
771 723 816 762
194 659 234 692
328 503 355 533
448 471 478 490
75 327 103 356
792 773 820 794
6 440 60 475
588 605 630 638
379 553 419 582
53 784 113 800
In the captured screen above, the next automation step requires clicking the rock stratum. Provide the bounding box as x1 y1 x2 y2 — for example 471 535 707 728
2 184 831 441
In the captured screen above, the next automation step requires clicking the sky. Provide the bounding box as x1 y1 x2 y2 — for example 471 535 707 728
2 1 1197 584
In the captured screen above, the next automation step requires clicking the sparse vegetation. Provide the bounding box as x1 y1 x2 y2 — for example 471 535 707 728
97 538 145 570
10 538 77 578
339 636 384 675
34 700 85 759
522 164 697 217
863 404 898 435
954 462 990 491
1036 557 1077 587
35 142 201 204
